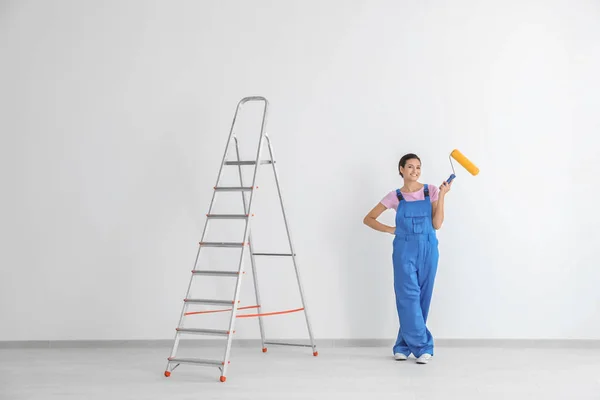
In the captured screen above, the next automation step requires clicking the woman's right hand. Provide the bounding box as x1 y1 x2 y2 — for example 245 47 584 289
439 180 452 196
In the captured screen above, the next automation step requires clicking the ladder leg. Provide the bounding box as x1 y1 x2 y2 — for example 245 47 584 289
221 99 269 379
234 137 266 351
165 100 245 377
264 135 318 356
248 237 266 351
220 245 245 381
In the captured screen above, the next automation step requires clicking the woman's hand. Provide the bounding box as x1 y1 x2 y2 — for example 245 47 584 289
439 180 452 196
363 203 396 235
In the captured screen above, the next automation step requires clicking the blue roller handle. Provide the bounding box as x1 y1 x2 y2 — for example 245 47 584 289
447 174 456 183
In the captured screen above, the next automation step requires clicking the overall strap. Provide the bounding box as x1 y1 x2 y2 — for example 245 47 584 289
424 184 429 198
396 189 404 202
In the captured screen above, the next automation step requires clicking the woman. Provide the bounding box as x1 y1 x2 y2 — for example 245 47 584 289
363 153 451 364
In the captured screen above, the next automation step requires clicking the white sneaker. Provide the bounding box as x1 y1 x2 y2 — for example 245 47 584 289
416 353 432 364
394 353 408 361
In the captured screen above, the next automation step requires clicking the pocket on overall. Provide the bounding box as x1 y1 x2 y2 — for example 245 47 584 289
404 207 428 234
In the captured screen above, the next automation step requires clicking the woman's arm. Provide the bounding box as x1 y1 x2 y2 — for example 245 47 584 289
432 181 451 230
432 197 444 229
363 203 395 234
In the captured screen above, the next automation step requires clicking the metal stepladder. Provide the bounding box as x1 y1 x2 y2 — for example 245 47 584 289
164 96 317 382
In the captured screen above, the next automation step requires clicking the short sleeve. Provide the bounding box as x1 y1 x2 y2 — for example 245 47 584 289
428 184 439 202
380 191 399 210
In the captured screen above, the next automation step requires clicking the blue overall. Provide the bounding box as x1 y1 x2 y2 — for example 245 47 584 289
392 184 439 357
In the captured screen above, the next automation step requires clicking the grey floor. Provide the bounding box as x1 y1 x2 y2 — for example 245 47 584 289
1 345 599 400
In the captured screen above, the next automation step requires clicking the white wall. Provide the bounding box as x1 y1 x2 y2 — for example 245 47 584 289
1 0 599 342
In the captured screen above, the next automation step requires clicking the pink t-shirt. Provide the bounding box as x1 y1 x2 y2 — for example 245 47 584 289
380 184 439 211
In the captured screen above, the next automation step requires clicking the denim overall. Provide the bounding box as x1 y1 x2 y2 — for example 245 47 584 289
392 184 439 357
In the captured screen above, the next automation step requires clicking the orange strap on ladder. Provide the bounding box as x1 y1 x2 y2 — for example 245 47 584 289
237 307 304 318
185 305 304 318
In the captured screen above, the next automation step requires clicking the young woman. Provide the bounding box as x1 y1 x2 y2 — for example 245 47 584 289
363 153 451 364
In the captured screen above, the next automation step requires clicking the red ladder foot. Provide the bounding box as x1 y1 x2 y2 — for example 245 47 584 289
220 376 227 382
164 371 171 377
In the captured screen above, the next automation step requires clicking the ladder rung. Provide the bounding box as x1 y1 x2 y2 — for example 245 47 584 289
167 357 224 367
225 160 273 166
264 341 314 348
206 214 249 220
200 242 247 248
252 253 295 257
192 270 239 277
214 186 253 192
176 328 230 336
184 299 234 306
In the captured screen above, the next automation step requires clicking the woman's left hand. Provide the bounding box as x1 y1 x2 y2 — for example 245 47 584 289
439 180 452 196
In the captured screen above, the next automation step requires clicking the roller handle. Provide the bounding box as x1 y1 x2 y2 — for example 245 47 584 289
447 174 456 183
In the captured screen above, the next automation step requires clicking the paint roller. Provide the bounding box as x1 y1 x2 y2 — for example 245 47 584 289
446 149 479 183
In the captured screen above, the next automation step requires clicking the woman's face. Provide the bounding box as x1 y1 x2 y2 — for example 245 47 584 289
401 158 421 182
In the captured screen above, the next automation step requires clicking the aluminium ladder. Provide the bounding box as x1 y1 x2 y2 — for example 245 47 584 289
164 96 317 382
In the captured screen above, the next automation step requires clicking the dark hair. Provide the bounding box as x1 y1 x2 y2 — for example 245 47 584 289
398 153 421 177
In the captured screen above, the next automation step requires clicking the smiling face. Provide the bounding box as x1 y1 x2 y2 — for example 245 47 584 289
399 157 421 182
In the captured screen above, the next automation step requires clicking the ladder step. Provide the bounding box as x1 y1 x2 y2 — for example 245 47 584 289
192 270 239 277
168 357 224 367
214 186 253 192
252 253 296 257
176 328 230 336
200 242 247 248
184 299 234 306
206 214 249 220
225 160 273 166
